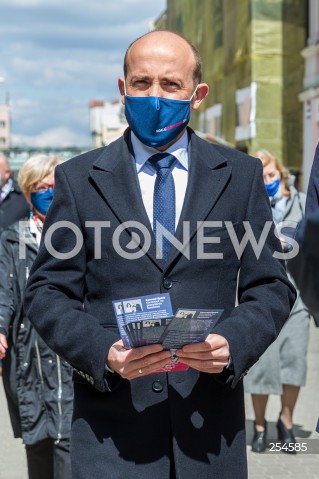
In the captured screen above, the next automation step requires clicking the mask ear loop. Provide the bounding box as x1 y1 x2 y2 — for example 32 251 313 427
189 86 198 102
124 80 127 96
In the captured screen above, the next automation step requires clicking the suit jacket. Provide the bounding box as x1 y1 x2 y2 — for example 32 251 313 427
24 128 295 479
306 143 319 215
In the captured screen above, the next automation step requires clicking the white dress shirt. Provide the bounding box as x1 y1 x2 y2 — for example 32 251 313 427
131 130 189 230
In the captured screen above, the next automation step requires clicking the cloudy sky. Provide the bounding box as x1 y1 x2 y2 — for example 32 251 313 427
0 0 166 148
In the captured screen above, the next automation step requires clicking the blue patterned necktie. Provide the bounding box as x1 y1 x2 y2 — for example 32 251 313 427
148 153 176 261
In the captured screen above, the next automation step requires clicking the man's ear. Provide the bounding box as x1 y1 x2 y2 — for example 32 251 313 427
191 83 209 110
118 77 125 105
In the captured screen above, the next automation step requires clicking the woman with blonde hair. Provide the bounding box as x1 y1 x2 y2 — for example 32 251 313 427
244 149 311 454
0 154 73 479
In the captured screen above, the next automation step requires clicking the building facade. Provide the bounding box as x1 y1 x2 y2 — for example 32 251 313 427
89 99 127 148
155 0 307 174
0 103 10 150
299 0 319 191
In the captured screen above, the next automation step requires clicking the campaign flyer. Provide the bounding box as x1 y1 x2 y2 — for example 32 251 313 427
112 293 173 348
161 309 223 349
112 294 224 374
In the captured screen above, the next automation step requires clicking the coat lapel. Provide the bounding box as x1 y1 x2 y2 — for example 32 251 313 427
89 131 161 269
167 131 232 265
89 129 232 270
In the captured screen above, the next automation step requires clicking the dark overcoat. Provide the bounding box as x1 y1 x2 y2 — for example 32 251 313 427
0 178 29 236
24 129 295 479
306 143 319 214
288 209 319 324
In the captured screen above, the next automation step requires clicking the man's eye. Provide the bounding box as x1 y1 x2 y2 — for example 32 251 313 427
134 80 147 86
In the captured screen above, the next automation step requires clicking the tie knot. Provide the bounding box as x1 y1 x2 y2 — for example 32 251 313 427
148 153 176 172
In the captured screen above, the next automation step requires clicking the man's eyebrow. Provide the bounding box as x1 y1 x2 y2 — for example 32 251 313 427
130 75 150 82
129 74 183 84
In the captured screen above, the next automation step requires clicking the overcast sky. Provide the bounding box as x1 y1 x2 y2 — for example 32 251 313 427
0 0 166 148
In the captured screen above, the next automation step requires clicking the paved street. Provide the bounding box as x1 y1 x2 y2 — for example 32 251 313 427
1 322 318 478
246 321 319 478
0 380 28 479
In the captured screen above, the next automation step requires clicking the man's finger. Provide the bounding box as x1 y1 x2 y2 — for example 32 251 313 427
177 348 229 361
178 334 228 353
128 356 173 379
125 343 164 360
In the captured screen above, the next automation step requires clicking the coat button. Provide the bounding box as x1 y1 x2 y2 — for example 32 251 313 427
152 380 163 393
163 278 173 289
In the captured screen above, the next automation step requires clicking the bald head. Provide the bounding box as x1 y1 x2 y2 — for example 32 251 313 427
0 153 11 188
119 29 209 150
124 30 202 85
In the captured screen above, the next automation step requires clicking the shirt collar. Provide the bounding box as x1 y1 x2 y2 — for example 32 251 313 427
131 130 189 173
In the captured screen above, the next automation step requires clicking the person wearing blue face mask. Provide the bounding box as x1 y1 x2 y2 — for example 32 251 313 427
123 83 198 148
23 31 295 479
0 154 73 479
245 149 311 454
30 187 54 216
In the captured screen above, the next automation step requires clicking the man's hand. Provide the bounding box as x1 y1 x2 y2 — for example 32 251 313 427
107 340 172 380
0 333 8 359
176 334 230 373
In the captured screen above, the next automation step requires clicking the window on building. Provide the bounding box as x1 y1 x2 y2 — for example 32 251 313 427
0 137 6 144
0 121 6 128
200 103 223 138
235 83 257 141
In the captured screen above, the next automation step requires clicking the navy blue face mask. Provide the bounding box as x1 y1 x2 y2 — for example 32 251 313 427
124 86 197 148
30 188 54 215
265 178 280 197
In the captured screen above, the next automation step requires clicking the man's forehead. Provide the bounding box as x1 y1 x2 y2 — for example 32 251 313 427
134 30 189 47
128 32 194 61
126 38 195 80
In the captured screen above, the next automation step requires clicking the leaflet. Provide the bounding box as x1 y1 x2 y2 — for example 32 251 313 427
112 294 224 373
113 293 173 348
161 309 223 349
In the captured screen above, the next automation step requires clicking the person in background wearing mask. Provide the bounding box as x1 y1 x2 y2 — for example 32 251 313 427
24 31 295 478
245 150 310 454
0 154 73 479
0 152 29 237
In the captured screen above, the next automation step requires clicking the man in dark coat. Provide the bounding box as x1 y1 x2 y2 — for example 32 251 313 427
24 31 296 479
0 152 29 236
